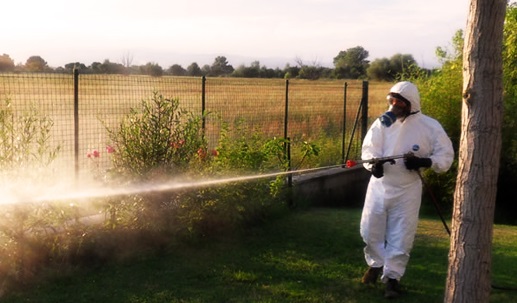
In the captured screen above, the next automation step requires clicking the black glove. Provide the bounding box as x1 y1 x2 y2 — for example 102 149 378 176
371 161 384 178
404 155 432 170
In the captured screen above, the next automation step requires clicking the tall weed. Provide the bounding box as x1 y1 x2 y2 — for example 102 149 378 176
0 98 61 291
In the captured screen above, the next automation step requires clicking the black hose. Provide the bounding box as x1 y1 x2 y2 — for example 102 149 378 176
417 171 450 235
417 171 517 291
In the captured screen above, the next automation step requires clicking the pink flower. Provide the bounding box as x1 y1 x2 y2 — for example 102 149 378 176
171 139 186 149
92 150 100 158
106 145 115 153
197 148 207 159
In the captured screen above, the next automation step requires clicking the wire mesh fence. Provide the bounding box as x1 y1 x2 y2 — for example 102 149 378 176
0 72 370 181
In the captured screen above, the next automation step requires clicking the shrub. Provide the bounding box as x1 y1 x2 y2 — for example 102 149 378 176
0 99 60 174
102 92 320 236
0 98 60 289
105 91 206 180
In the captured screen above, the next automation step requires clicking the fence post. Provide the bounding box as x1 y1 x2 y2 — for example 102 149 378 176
283 79 291 165
201 75 206 133
283 79 289 150
361 80 369 141
283 80 293 206
341 82 348 165
283 80 291 171
73 68 79 181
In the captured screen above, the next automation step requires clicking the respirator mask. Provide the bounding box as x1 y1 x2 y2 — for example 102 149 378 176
379 94 411 127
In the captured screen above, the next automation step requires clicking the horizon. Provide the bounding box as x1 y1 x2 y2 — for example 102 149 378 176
2 0 471 70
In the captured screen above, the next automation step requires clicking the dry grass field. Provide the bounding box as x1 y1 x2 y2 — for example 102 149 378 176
0 74 392 178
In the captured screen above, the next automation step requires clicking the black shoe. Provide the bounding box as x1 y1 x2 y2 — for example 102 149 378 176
361 266 382 284
384 278 401 299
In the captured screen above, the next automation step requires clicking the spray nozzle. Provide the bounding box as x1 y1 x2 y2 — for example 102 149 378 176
344 160 356 168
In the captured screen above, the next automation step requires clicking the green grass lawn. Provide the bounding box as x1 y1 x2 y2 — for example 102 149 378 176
2 207 516 303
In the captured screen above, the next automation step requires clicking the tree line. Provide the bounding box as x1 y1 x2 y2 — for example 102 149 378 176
0 46 428 81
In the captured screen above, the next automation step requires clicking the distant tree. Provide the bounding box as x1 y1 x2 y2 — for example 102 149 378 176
25 55 48 72
388 53 417 78
232 61 260 78
231 61 286 78
283 64 300 79
319 67 334 79
140 62 163 77
99 59 126 74
54 67 66 73
295 58 323 80
367 58 392 81
259 66 283 78
64 62 88 73
298 65 322 80
126 65 141 75
201 64 211 76
168 64 186 76
0 54 15 72
366 54 417 81
90 62 102 73
186 62 203 77
249 61 262 77
210 56 234 76
121 51 134 69
14 63 25 72
333 46 369 79
232 64 249 78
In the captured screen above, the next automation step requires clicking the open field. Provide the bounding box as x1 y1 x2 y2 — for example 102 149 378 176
0 74 392 178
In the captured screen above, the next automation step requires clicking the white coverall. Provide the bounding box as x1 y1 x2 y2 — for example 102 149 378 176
360 81 454 282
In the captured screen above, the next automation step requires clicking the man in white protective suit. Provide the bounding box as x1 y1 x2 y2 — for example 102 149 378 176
359 81 454 299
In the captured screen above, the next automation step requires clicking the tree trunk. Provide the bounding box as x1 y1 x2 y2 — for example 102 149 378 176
444 1 506 303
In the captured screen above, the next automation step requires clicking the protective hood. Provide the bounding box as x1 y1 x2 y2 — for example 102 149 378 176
389 81 421 113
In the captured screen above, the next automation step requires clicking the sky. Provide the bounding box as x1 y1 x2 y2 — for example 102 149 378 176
1 0 470 70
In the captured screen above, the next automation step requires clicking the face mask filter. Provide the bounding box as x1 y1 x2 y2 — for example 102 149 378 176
379 110 397 127
380 94 411 127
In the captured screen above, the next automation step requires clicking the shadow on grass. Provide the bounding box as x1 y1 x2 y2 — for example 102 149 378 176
2 207 514 303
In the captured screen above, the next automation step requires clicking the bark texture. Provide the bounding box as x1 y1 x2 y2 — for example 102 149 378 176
444 1 506 302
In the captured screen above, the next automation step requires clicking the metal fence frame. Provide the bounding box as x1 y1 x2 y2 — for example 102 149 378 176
1 71 369 181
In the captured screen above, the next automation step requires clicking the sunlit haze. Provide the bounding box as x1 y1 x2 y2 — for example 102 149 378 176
0 164 339 207
1 0 469 69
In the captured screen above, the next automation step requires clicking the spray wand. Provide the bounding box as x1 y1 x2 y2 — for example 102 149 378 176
346 153 454 235
344 154 408 168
